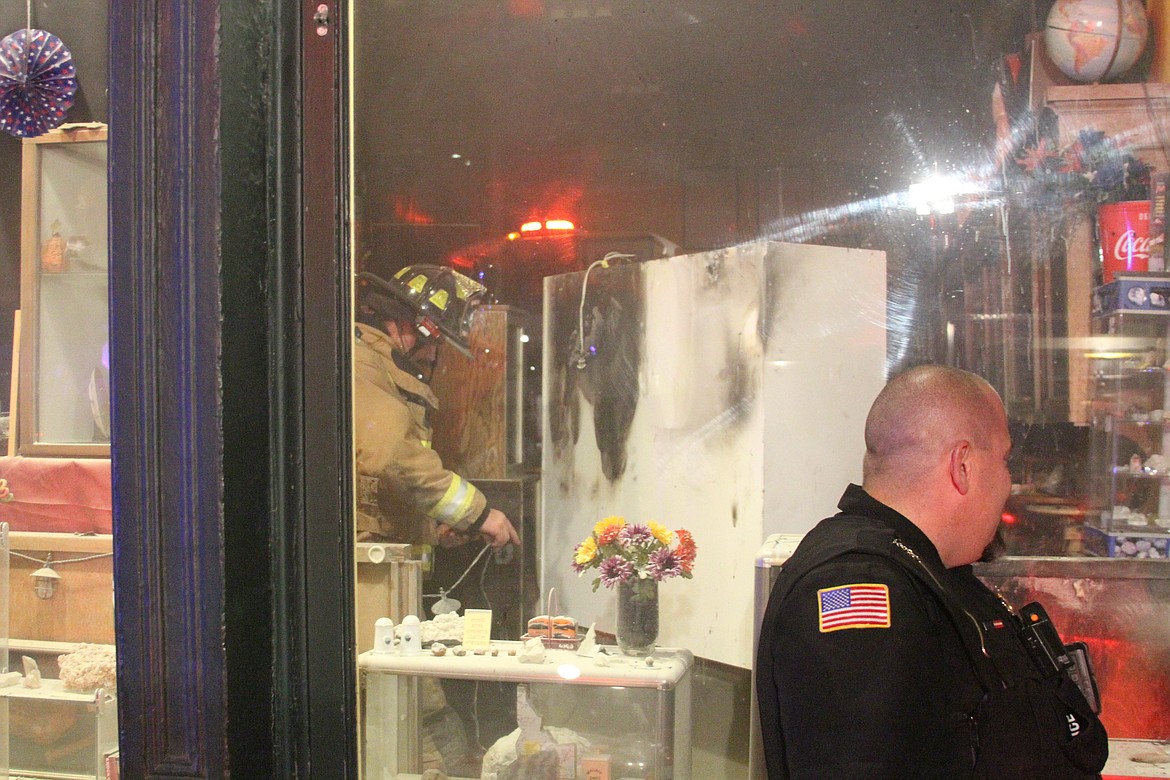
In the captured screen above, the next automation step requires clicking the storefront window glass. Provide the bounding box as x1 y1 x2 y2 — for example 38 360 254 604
350 2 1170 776
0 2 116 777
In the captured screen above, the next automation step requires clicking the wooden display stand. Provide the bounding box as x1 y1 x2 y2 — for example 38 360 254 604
429 306 531 478
0 457 115 656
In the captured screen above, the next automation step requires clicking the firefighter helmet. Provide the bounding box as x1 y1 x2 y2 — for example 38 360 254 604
357 265 487 357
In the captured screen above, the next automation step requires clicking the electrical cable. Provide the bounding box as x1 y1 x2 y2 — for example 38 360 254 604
471 552 496 753
422 542 492 601
9 549 112 566
419 542 499 754
478 547 493 615
576 252 636 368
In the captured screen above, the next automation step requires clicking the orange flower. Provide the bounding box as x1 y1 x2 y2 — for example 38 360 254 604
594 515 626 546
676 529 697 573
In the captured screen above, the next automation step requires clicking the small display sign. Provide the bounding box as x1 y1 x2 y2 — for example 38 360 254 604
463 608 493 650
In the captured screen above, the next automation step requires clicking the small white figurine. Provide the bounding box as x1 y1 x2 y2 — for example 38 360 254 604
400 615 423 657
21 656 41 689
373 617 395 654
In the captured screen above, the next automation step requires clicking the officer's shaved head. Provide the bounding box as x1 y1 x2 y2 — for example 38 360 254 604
863 365 1002 492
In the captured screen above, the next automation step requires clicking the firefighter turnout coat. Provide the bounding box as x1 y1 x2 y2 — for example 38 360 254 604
353 323 487 543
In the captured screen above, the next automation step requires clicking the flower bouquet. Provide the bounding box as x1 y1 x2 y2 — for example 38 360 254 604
1014 128 1151 214
572 516 697 601
573 516 697 655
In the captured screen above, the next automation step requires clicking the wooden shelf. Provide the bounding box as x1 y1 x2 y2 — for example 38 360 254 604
9 532 112 554
1047 82 1170 100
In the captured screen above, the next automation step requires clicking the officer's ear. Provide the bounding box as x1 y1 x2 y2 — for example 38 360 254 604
948 439 973 496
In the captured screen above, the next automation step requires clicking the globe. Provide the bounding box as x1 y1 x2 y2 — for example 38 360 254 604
1045 0 1149 82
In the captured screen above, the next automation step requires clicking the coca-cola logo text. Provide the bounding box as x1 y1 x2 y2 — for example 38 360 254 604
1113 230 1154 262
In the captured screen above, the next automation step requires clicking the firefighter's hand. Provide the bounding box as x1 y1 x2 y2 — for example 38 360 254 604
479 509 520 549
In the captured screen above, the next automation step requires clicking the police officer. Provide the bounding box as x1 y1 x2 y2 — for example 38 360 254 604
756 365 1107 779
353 264 519 550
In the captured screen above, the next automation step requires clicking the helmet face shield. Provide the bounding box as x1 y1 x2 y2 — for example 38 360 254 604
359 265 487 357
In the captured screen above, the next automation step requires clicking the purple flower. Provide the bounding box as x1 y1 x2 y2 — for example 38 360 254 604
599 555 634 587
571 559 588 574
618 524 654 548
647 547 682 581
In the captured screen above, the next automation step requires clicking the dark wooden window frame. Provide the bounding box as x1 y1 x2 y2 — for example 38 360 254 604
109 0 355 776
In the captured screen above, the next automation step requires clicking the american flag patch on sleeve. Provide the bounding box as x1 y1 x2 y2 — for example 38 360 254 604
817 583 891 632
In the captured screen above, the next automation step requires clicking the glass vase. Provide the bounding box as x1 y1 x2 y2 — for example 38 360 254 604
616 578 659 656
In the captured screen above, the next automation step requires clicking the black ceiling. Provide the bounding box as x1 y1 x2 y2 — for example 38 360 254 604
361 0 1044 171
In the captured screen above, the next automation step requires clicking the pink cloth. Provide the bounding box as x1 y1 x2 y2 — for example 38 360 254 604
0 456 112 534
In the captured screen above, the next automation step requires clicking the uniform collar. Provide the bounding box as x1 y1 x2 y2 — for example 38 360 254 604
355 323 440 407
391 348 429 380
837 483 949 572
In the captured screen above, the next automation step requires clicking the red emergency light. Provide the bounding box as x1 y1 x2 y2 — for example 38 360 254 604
519 219 576 233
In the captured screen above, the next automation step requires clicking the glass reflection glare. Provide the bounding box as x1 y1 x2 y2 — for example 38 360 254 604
909 175 959 215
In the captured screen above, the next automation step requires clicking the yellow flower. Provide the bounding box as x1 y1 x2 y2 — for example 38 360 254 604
593 515 626 538
574 536 598 565
647 521 673 545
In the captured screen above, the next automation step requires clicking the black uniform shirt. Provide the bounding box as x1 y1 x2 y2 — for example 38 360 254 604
756 485 1106 780
757 485 985 778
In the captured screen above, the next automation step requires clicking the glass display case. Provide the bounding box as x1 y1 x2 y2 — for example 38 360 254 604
1086 273 1170 557
360 642 692 780
0 680 117 780
0 521 116 780
17 126 110 458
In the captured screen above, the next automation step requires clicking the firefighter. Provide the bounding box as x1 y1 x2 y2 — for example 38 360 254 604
353 264 520 550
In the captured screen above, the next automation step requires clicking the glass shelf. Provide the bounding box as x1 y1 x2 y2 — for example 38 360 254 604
1111 467 1170 478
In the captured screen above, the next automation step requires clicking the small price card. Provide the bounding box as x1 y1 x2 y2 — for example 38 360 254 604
463 608 493 650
